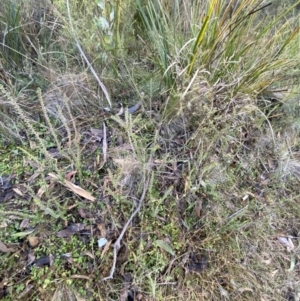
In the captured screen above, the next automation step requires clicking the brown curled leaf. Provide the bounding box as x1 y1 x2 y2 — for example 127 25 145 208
195 200 203 218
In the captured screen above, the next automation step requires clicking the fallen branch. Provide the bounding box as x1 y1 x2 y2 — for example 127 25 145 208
102 158 152 280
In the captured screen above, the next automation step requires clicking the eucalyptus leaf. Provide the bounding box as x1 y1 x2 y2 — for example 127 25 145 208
12 229 35 238
155 240 175 256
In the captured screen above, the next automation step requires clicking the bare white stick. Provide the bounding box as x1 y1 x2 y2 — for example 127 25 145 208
102 122 107 162
102 161 151 281
66 0 112 108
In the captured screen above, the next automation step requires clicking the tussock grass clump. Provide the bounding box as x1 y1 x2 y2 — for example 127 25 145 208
0 0 58 70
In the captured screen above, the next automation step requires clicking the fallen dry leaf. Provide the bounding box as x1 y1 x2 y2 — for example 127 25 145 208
128 101 141 114
238 287 253 293
37 186 46 198
65 171 77 181
278 236 294 251
70 275 91 280
144 239 153 252
20 219 30 229
27 171 41 184
27 249 36 265
67 203 77 210
97 223 106 237
116 106 124 116
90 128 103 137
184 176 190 194
101 240 112 258
56 229 73 238
64 181 95 202
67 223 85 232
268 158 276 169
57 223 85 238
77 207 93 219
195 200 202 218
34 254 54 267
270 269 278 278
0 240 15 253
112 158 140 170
82 251 95 259
13 187 24 196
78 208 87 218
48 173 95 202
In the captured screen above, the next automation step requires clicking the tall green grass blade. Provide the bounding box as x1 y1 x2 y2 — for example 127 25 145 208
275 27 300 59
188 0 218 75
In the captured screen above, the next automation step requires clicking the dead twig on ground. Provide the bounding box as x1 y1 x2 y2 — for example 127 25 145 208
102 156 153 281
102 122 108 163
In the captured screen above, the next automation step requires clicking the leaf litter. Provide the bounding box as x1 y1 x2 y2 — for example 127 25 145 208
0 240 15 253
277 236 295 252
56 223 86 238
48 173 95 202
155 240 175 256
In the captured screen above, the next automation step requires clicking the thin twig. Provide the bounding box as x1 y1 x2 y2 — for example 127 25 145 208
226 204 249 221
66 0 112 108
102 158 152 281
102 122 107 163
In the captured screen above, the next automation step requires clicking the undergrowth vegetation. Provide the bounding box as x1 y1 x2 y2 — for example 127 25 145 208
0 0 300 300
